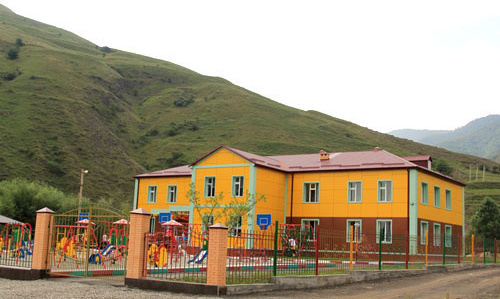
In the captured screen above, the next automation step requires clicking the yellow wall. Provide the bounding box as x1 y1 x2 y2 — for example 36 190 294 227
417 171 463 226
255 166 287 226
290 169 409 219
196 148 249 166
137 176 192 211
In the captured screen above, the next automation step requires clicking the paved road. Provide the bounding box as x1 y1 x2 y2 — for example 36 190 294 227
1 266 499 298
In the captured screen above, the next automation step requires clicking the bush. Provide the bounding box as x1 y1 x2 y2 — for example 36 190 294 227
15 38 24 47
3 72 17 81
174 97 194 107
6 48 19 60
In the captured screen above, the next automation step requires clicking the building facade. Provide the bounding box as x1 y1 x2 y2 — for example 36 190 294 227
134 145 465 248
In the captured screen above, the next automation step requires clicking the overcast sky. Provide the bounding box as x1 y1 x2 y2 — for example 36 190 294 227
2 0 500 133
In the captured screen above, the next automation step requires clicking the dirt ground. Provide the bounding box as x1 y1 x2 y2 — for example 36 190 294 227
238 266 500 299
0 266 499 298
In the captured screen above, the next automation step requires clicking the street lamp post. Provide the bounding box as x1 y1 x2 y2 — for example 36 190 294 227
78 168 89 219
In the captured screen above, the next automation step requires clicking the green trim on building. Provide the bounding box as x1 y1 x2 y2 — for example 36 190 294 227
195 163 253 169
133 179 139 210
409 169 418 254
247 164 257 232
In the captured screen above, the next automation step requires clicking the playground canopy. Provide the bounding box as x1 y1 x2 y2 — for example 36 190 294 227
161 219 183 227
76 219 95 225
113 219 128 225
0 214 21 224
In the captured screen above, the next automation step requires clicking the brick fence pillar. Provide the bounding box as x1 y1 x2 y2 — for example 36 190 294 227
126 208 151 279
207 223 228 286
32 207 54 271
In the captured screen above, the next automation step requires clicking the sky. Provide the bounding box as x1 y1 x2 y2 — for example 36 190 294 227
2 0 500 133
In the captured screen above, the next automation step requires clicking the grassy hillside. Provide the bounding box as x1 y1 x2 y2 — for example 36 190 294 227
0 4 499 226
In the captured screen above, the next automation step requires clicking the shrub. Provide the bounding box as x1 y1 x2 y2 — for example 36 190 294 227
15 38 24 47
174 97 194 107
6 48 19 60
3 72 17 81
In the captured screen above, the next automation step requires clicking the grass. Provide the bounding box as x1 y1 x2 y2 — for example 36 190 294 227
0 3 499 218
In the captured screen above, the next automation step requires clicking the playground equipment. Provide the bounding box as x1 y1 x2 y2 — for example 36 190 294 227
188 231 209 264
0 223 33 263
280 224 315 260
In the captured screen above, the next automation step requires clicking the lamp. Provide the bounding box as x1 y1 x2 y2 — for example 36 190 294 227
77 168 89 218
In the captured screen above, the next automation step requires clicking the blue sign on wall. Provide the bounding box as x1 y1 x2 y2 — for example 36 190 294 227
79 212 89 221
159 212 171 223
256 214 272 230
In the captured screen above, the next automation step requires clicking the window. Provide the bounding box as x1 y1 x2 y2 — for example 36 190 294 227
346 219 362 243
445 225 452 247
445 189 452 210
376 220 392 244
421 182 428 205
229 215 243 237
167 185 177 203
149 216 156 232
232 176 244 197
348 181 362 203
433 223 441 246
434 186 441 208
420 221 428 245
301 219 319 240
304 182 320 203
378 180 393 202
147 185 157 203
205 177 216 197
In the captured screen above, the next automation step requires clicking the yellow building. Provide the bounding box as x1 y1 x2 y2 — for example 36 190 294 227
134 145 464 247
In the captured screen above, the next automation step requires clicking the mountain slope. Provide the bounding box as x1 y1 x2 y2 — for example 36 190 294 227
389 115 500 162
0 4 498 211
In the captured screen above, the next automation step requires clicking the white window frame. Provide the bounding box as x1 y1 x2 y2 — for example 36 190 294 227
205 176 216 198
433 223 441 246
376 219 392 244
346 219 362 243
301 219 320 241
445 225 452 248
167 185 177 203
420 221 429 245
232 176 244 197
378 180 393 202
421 182 428 205
434 186 441 208
445 189 452 210
147 185 157 203
303 182 320 203
348 181 362 203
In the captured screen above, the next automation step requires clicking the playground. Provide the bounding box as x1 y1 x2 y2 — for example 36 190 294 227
0 222 33 268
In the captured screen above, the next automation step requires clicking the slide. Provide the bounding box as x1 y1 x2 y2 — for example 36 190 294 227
188 249 208 264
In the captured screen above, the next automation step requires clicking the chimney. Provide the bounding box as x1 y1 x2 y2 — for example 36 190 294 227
320 150 330 161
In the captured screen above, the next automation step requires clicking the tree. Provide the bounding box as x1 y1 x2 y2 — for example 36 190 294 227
187 183 266 232
471 197 500 239
433 158 453 176
6 48 19 60
0 179 78 227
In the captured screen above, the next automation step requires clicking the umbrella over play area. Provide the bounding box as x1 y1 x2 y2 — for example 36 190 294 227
113 219 129 225
0 215 22 224
161 219 183 227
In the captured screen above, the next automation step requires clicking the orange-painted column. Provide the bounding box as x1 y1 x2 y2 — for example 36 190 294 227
472 234 475 265
207 223 228 286
126 208 151 279
32 207 55 271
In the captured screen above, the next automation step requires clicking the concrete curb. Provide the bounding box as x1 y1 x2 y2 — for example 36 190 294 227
225 263 500 296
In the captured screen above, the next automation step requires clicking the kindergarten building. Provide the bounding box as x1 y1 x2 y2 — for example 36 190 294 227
133 145 465 247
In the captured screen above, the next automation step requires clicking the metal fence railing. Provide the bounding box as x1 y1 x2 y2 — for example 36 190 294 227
146 224 207 283
0 223 33 268
140 221 499 285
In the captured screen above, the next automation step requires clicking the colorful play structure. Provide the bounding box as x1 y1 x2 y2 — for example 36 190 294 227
0 222 33 263
53 218 128 269
147 221 207 268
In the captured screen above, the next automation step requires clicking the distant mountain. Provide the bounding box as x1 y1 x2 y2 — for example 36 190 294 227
389 115 500 162
389 129 450 143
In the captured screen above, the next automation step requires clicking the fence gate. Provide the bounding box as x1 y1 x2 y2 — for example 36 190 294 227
48 205 129 281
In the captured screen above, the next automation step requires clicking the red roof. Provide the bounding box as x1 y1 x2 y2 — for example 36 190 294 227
134 165 191 178
134 146 464 185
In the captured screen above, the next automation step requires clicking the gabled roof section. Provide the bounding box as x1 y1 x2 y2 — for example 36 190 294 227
190 145 285 171
134 165 191 178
